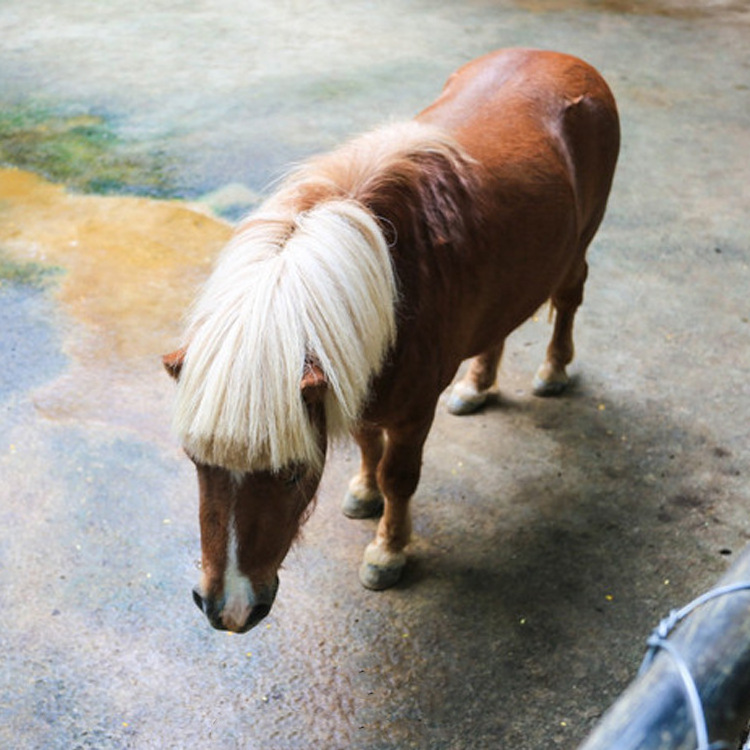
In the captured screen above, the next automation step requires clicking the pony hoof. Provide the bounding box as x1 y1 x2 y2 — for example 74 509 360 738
359 544 406 590
446 382 488 415
359 561 405 590
342 491 383 519
532 365 569 397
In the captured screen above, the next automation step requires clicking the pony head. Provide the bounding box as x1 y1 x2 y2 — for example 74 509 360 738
164 349 328 633
164 199 397 633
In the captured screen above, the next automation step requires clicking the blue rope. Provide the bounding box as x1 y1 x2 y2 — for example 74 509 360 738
638 582 750 750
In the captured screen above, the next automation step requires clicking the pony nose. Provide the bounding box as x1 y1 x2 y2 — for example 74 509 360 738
191 577 279 633
192 586 208 613
245 601 272 630
192 586 222 624
192 587 232 630
192 586 202 609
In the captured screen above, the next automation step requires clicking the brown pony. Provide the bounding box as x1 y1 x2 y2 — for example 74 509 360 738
164 48 620 633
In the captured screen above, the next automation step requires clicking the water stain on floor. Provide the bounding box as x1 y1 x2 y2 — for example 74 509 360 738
0 167 231 433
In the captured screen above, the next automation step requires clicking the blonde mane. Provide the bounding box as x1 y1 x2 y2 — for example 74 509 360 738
173 121 476 473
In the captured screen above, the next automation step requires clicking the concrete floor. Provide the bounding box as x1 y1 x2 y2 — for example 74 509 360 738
1 1 749 748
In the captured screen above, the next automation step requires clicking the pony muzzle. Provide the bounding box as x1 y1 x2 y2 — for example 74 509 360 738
192 576 279 633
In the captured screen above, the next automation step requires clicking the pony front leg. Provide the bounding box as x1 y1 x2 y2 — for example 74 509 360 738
343 425 384 518
359 424 428 590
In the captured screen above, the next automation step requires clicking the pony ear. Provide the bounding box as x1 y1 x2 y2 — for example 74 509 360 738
300 360 327 404
162 348 186 380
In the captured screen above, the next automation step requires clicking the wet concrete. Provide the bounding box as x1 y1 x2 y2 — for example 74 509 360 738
1 1 749 748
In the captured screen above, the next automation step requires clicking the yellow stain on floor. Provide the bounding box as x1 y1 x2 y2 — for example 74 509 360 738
0 167 232 433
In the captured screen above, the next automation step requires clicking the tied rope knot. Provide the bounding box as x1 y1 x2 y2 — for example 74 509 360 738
649 608 682 643
638 582 750 750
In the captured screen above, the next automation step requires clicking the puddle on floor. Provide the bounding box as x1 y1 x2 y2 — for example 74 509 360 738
0 167 232 436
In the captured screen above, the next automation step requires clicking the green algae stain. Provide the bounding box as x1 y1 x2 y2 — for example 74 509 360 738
0 250 62 290
0 106 176 198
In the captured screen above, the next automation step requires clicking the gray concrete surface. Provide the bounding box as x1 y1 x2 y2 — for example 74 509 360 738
1 1 749 748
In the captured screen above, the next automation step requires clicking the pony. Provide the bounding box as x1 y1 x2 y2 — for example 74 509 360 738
163 48 620 633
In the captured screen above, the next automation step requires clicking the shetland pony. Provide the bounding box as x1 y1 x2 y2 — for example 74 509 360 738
164 48 620 633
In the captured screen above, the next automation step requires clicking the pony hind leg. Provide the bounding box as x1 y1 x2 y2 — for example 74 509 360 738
446 342 504 415
533 259 588 396
343 425 384 519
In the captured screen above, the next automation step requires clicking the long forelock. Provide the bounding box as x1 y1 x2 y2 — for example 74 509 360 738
173 201 397 473
173 121 478 473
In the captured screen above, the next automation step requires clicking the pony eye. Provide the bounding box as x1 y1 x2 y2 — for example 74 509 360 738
283 468 303 486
